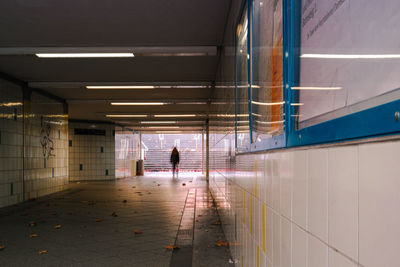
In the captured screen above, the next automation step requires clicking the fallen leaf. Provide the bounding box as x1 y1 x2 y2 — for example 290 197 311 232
30 234 39 238
54 225 62 229
215 240 229 247
122 200 127 203
165 245 180 250
96 218 102 222
182 183 186 186
39 250 48 255
133 230 143 234
0 245 5 251
111 212 118 217
29 221 36 227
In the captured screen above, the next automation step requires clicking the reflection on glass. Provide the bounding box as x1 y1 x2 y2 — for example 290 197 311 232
236 6 251 151
252 0 285 143
297 0 400 129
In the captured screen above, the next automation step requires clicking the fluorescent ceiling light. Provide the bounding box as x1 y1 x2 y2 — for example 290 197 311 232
213 114 249 118
87 86 155 89
154 114 197 118
252 101 285 106
255 120 285 125
0 102 23 107
159 85 209 89
291 87 342 90
156 131 183 134
176 102 208 105
140 121 176 124
147 126 180 129
36 53 134 58
301 54 400 59
106 114 148 118
87 85 208 90
111 102 166 106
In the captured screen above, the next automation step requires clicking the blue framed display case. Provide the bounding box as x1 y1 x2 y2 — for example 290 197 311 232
235 0 400 152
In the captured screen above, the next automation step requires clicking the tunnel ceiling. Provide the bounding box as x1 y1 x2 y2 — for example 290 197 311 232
0 0 232 126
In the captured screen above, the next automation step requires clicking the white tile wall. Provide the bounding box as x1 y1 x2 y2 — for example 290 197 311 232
359 141 400 267
328 146 358 260
292 150 308 230
210 137 400 267
308 235 328 267
68 123 115 181
292 224 307 267
0 84 69 207
308 149 328 242
24 91 69 200
0 81 23 207
328 248 357 267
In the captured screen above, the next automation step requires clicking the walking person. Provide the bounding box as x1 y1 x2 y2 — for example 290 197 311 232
170 147 180 178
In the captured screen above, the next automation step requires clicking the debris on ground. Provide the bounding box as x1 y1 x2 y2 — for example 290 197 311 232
111 212 118 217
0 245 5 251
215 240 229 247
212 221 222 225
133 230 143 234
182 183 186 186
122 200 127 203
157 184 161 186
29 234 39 238
132 186 136 188
28 221 36 227
54 225 62 229
96 218 102 222
39 250 48 255
165 245 180 250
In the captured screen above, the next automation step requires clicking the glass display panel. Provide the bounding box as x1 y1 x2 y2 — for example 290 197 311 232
297 0 400 129
236 6 251 151
252 0 285 143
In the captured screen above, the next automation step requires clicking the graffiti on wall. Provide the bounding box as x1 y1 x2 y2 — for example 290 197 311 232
40 116 55 160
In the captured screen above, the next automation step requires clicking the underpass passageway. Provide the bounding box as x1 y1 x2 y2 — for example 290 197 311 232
0 175 231 267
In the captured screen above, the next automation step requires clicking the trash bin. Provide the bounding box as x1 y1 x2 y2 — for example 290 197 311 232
131 160 137 176
136 160 144 176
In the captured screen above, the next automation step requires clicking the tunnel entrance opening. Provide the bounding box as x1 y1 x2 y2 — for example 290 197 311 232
141 133 205 174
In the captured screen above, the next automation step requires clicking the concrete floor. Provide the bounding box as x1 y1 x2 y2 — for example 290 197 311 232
0 174 232 267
